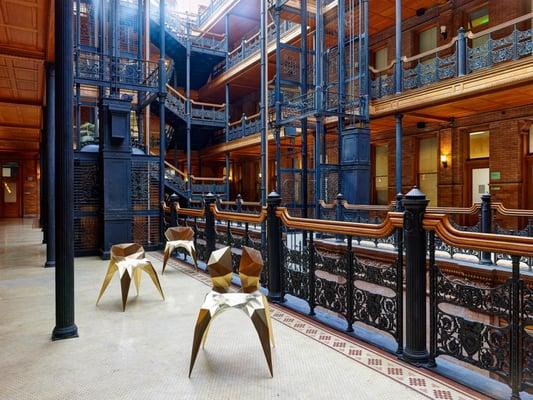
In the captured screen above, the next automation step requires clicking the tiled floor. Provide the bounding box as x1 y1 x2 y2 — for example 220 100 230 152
0 219 487 400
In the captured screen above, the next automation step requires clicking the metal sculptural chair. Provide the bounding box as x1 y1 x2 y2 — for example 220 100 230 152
96 243 165 311
189 246 274 377
162 226 197 273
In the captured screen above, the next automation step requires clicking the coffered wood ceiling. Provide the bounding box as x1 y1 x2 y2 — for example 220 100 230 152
0 0 52 154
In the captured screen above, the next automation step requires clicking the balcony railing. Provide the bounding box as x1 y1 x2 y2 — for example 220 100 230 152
150 4 226 54
76 50 160 92
227 113 262 141
370 13 533 100
165 85 226 126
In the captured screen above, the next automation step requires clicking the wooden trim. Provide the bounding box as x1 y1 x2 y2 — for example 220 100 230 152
210 204 267 223
176 203 205 217
423 213 533 257
276 207 403 237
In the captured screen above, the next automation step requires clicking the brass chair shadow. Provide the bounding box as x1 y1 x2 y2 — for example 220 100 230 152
162 226 198 273
96 243 165 311
189 246 275 377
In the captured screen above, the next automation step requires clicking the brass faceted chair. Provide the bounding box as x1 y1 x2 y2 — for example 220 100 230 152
96 243 165 311
162 226 198 273
189 246 274 378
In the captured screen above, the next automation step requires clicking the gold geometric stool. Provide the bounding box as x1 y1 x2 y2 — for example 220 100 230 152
189 246 274 378
96 243 165 311
162 226 197 273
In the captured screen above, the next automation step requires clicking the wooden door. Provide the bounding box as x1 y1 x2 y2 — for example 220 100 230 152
1 161 21 218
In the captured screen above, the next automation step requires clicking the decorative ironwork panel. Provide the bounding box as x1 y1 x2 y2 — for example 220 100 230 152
283 242 310 301
435 309 511 379
74 153 100 255
353 288 397 336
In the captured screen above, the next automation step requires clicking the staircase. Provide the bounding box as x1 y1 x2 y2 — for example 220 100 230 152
163 161 227 201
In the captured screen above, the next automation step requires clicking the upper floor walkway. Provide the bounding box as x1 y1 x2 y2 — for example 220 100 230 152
0 218 488 400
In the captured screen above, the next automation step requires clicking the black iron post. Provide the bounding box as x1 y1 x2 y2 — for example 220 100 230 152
45 63 56 268
456 28 467 76
402 187 429 364
170 193 179 227
204 193 216 257
267 191 283 303
52 0 78 341
480 193 492 265
335 193 344 242
158 0 166 246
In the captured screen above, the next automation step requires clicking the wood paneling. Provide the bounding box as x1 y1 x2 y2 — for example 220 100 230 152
0 55 44 104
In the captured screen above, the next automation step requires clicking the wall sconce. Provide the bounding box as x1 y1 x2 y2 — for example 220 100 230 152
440 25 448 40
258 172 262 179
440 154 448 168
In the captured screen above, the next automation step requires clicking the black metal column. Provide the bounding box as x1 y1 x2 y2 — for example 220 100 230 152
204 193 216 257
158 0 166 245
45 63 56 268
402 187 429 364
52 0 78 341
267 191 283 302
480 193 493 264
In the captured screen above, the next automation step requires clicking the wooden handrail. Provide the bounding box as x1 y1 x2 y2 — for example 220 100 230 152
164 160 187 179
424 213 533 257
402 37 458 63
190 175 226 182
491 202 533 218
276 207 403 238
242 201 261 207
176 203 205 217
229 112 261 126
426 203 481 215
166 84 225 109
342 202 392 212
210 204 267 224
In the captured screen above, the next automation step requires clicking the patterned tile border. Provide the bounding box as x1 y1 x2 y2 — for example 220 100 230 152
149 252 489 400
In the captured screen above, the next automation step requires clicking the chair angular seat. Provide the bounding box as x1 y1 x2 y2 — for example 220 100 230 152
96 243 165 311
189 246 274 378
163 227 198 273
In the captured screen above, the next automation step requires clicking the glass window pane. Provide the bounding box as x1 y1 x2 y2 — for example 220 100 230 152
80 106 98 146
375 144 388 176
3 182 17 203
469 7 489 29
419 173 438 206
469 131 490 159
374 144 388 205
2 167 11 177
419 137 437 173
419 27 437 54
375 47 388 71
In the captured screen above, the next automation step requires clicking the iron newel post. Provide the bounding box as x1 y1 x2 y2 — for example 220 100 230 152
402 187 429 365
267 191 283 303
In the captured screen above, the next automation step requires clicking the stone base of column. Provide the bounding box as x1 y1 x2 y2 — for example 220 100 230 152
401 348 429 366
44 261 56 268
52 324 78 341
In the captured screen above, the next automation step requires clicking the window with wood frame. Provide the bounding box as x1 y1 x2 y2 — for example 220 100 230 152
418 136 438 206
469 131 490 159
374 144 388 205
468 6 490 48
418 26 438 65
374 47 388 74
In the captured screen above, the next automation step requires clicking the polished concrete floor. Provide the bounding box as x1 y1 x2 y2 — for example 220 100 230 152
0 219 486 400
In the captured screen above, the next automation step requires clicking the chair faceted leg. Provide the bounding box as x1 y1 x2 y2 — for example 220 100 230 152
120 270 132 312
142 263 165 301
96 261 118 305
162 243 172 274
189 308 212 378
262 295 275 347
250 309 273 377
133 267 142 295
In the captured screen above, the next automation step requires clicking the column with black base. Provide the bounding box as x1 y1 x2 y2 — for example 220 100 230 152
480 193 492 265
45 63 56 268
52 0 78 341
402 187 429 364
340 127 371 204
267 192 283 303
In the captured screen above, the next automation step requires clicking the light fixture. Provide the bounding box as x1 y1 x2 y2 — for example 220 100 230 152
440 154 448 168
258 172 262 179
440 25 448 40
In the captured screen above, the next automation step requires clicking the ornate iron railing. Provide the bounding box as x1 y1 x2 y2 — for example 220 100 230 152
227 113 262 141
370 13 533 100
165 85 226 126
150 5 226 54
224 20 300 71
76 49 160 92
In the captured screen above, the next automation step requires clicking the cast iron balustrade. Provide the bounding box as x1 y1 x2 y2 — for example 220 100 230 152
149 4 226 55
223 20 300 72
165 85 226 127
169 190 533 398
76 50 160 92
370 13 533 100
